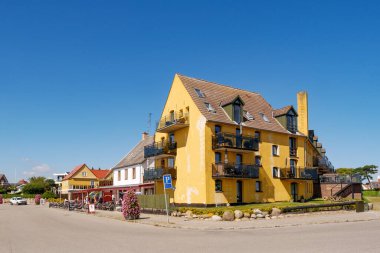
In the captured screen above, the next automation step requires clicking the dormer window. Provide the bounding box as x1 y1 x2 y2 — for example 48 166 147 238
286 110 297 133
195 88 206 98
205 102 216 113
233 100 242 123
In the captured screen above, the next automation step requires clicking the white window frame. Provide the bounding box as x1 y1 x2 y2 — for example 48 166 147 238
272 145 279 156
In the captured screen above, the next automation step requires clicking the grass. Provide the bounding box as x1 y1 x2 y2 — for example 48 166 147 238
363 190 380 197
175 199 335 215
364 196 380 211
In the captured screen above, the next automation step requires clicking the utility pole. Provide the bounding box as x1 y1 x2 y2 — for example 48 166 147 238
147 113 152 135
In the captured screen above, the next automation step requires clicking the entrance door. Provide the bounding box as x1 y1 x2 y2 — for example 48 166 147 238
237 180 243 203
291 183 298 201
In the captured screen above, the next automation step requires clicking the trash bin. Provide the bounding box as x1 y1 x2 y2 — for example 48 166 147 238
356 201 365 212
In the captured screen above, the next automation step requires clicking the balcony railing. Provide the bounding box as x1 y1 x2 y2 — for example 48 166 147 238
144 141 177 158
212 163 259 179
143 167 177 181
212 133 259 151
279 167 317 180
289 148 297 157
157 111 189 133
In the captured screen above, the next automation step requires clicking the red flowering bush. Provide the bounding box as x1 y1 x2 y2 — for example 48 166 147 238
35 194 41 205
0 194 3 204
122 189 140 220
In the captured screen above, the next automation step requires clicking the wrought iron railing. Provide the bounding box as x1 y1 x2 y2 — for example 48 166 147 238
144 141 177 158
289 148 297 157
212 163 259 178
157 111 189 130
212 133 259 151
280 167 317 180
143 167 177 181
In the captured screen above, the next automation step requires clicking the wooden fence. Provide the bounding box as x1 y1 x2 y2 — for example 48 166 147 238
137 194 169 214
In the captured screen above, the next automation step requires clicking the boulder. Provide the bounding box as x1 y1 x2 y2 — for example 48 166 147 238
243 212 251 218
253 208 262 215
222 211 235 221
256 213 265 219
368 203 374 210
185 210 193 218
234 210 243 219
192 214 198 219
262 211 269 216
271 208 282 217
211 215 222 221
250 213 257 219
171 211 177 217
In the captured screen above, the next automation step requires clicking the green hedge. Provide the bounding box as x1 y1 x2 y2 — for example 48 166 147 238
2 194 37 199
363 190 380 197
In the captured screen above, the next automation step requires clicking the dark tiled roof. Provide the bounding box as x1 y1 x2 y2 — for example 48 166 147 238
177 74 302 135
112 136 154 169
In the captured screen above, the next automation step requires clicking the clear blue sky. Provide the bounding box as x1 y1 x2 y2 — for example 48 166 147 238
1 0 379 182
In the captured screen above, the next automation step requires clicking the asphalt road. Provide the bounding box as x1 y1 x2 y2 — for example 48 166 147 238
0 204 379 253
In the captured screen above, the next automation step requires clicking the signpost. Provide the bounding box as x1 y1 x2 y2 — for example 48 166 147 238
163 174 173 223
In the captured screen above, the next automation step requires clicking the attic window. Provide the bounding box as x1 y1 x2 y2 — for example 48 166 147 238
243 110 254 121
260 113 269 122
195 88 206 98
205 102 216 113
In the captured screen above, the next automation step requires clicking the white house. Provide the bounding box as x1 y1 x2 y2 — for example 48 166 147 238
111 133 155 197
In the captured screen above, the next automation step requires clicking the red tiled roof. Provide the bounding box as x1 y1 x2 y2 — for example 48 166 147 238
17 179 28 185
63 164 86 180
91 169 111 179
273 105 293 117
177 74 304 135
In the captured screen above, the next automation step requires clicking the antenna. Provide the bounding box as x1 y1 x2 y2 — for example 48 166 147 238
147 113 152 134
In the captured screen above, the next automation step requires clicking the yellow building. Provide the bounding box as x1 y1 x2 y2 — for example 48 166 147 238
144 74 333 206
61 164 112 200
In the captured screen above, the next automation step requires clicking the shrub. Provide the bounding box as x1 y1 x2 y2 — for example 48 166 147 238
122 189 140 220
35 194 41 205
42 192 56 199
0 194 3 204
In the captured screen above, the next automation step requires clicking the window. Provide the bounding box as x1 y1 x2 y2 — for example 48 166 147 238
168 158 175 168
243 110 254 121
272 145 279 156
132 168 136 179
215 180 222 192
82 171 87 177
205 102 216 113
255 156 261 166
118 171 121 181
254 131 261 142
170 111 175 122
286 110 298 133
124 169 128 180
215 125 221 135
260 113 270 122
233 101 242 123
215 152 222 163
273 167 280 178
289 137 297 156
195 88 206 98
255 181 261 192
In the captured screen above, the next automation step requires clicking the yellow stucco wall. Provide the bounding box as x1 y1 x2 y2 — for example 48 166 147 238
152 75 314 206
61 165 100 193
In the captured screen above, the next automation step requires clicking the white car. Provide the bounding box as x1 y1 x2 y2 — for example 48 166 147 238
10 197 27 205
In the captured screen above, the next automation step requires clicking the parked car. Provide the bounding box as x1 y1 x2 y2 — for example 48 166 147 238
10 197 27 205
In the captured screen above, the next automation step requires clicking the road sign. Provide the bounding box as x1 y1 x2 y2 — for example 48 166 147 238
163 174 172 189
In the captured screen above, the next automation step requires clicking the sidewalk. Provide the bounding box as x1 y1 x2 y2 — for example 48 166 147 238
88 208 380 231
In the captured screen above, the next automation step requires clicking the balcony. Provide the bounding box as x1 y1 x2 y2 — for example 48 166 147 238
156 111 189 133
144 141 177 158
212 133 259 152
279 167 317 180
212 163 259 179
143 167 177 182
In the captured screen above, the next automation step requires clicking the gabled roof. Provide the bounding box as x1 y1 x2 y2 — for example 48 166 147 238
63 164 87 180
17 179 28 186
0 174 8 182
177 74 302 135
220 95 245 107
91 169 111 179
273 105 297 117
112 135 154 170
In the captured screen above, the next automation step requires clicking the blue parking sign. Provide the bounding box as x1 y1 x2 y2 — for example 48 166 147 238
163 174 172 189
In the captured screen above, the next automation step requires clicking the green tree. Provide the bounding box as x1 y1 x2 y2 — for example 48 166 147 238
44 179 56 191
336 168 356 177
355 165 378 189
